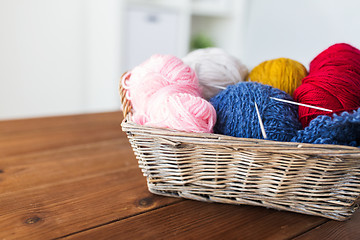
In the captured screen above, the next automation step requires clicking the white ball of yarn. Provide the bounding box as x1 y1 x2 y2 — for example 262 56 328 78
182 48 248 100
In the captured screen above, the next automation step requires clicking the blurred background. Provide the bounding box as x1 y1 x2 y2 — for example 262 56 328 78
1 0 360 120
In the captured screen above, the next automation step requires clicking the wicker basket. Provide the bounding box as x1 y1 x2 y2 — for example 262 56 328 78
119 74 360 221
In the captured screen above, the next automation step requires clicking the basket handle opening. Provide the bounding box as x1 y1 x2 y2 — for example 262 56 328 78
119 72 133 119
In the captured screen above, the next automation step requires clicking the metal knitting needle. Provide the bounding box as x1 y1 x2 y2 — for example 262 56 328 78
211 85 227 90
270 97 333 112
254 102 267 139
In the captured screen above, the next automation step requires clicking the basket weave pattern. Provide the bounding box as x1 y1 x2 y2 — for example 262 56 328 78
120 77 360 221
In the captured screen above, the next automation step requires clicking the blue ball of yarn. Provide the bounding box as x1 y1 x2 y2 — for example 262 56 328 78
210 82 301 141
291 108 360 147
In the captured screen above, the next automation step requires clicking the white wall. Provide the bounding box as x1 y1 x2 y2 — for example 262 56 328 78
244 0 360 69
0 0 124 120
2 0 360 120
85 0 124 113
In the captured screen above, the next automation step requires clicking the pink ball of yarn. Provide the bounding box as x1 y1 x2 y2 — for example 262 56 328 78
145 90 216 133
123 54 201 113
123 54 216 133
132 84 201 125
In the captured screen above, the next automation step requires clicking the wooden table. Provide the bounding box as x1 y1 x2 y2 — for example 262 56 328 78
0 111 359 240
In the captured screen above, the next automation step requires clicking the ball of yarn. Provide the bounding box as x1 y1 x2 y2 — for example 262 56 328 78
291 107 360 147
309 43 360 73
123 54 201 114
182 48 248 100
132 84 201 125
122 54 216 133
145 90 217 133
210 82 301 141
248 58 307 96
294 43 360 128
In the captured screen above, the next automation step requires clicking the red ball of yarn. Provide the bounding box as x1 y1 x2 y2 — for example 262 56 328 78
294 43 360 128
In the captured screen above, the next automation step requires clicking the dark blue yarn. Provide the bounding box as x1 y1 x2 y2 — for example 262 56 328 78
210 82 301 141
291 108 360 147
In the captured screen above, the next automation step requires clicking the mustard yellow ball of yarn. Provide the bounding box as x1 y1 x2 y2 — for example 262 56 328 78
248 58 307 96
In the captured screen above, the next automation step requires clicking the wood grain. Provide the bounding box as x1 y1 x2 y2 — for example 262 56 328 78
64 200 327 240
0 160 180 239
294 210 360 240
0 111 125 157
0 139 132 193
0 111 181 239
0 111 122 135
1 111 358 240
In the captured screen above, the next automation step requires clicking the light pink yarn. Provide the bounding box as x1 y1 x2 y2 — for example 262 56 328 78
122 55 201 113
122 54 216 133
132 84 201 126
146 92 216 133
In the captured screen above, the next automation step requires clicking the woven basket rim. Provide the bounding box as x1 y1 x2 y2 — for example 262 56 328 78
122 117 360 155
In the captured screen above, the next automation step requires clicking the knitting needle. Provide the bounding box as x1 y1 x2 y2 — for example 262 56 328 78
270 97 333 112
211 85 227 90
254 102 267 139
